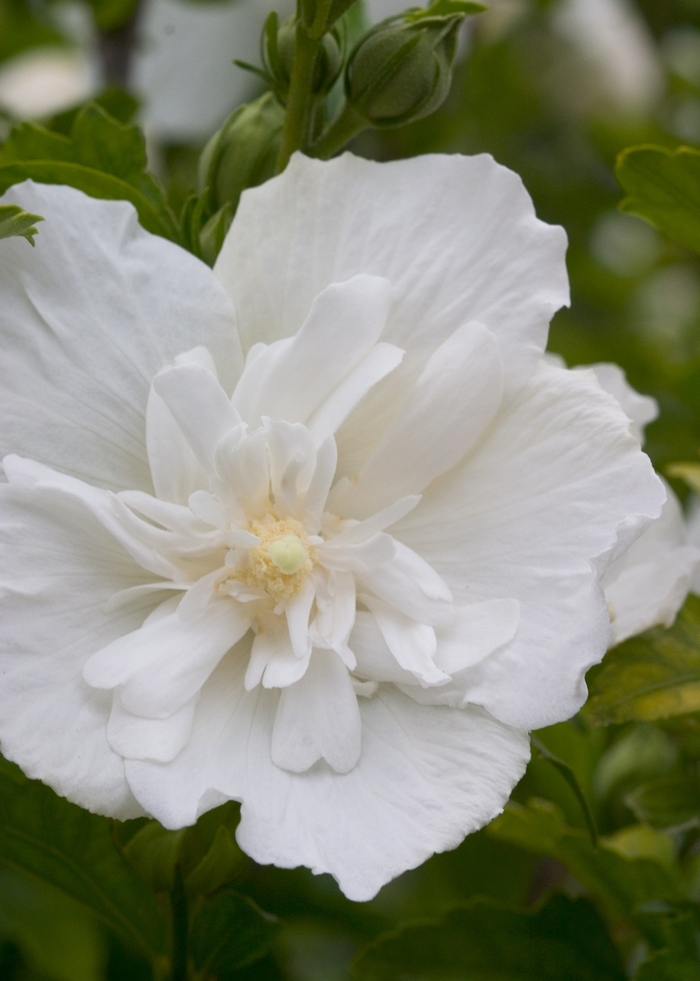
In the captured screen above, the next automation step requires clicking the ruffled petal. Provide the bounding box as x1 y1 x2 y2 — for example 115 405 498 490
330 323 503 517
124 653 529 900
0 181 241 492
107 693 198 763
231 275 392 429
271 650 362 773
215 153 569 403
83 599 251 717
394 361 665 729
0 482 151 818
603 481 700 644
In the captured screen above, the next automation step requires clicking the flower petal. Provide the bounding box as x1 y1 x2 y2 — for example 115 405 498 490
330 322 504 517
603 481 700 644
359 540 453 627
359 595 447 686
124 654 529 901
0 482 152 818
83 599 251 718
0 181 241 492
146 347 216 505
271 650 362 773
152 362 242 480
393 360 665 729
216 153 568 403
107 693 197 763
231 275 392 429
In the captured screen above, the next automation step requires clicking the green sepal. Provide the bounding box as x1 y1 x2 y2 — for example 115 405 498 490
585 595 700 725
190 888 280 978
616 145 700 255
350 894 626 981
0 203 43 245
0 755 165 960
0 104 179 242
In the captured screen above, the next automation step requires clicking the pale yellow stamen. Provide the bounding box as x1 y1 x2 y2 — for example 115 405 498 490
232 514 315 602
268 534 309 574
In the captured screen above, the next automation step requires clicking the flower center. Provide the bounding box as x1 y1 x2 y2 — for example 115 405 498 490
236 515 315 602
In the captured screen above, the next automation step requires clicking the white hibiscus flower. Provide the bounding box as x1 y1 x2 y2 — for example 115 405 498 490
548 356 700 646
0 153 664 901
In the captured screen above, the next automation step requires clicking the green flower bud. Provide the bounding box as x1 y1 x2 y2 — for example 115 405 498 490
198 91 285 214
266 15 342 99
345 0 484 128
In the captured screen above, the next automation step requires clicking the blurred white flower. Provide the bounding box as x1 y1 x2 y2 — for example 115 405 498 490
0 154 663 899
552 0 662 115
548 356 700 645
0 47 96 119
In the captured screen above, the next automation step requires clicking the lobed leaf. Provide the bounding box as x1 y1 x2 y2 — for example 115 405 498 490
0 203 43 244
0 756 165 960
488 799 681 919
351 894 626 981
0 105 179 242
586 595 700 725
616 145 700 255
190 888 281 978
626 773 700 830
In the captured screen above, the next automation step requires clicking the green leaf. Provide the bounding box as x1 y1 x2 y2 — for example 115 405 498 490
616 145 700 255
531 734 598 845
626 773 700 830
488 799 681 919
666 462 700 496
0 865 104 981
0 203 43 244
586 595 700 725
0 755 165 960
351 894 626 981
635 907 700 980
190 888 280 978
0 105 179 242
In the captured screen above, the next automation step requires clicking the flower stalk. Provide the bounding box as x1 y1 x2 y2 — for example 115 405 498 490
276 21 323 172
170 867 189 981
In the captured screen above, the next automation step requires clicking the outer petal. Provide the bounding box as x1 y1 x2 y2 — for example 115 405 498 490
0 482 151 818
215 152 569 403
394 361 665 729
0 181 242 492
603 481 700 644
125 653 529 901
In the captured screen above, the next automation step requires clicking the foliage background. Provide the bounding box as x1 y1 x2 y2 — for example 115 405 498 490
5 0 700 978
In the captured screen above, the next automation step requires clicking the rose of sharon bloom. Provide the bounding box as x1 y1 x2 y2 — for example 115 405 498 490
0 154 665 900
548 356 700 645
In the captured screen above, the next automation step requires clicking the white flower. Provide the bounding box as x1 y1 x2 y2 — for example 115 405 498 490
0 47 96 120
0 153 664 900
552 0 662 115
548 356 700 645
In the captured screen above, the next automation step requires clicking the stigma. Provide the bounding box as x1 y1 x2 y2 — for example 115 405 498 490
234 515 315 602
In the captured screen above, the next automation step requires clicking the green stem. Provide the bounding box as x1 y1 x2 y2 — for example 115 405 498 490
276 22 322 172
170 867 189 981
309 103 369 159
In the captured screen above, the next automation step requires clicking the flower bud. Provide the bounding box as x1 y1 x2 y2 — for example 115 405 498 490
198 91 285 213
267 15 342 98
345 0 483 128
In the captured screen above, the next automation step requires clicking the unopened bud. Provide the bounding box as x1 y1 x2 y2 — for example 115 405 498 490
346 0 484 128
266 15 342 98
198 91 285 213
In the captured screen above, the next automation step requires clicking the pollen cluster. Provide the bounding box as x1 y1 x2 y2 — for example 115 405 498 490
238 514 315 602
